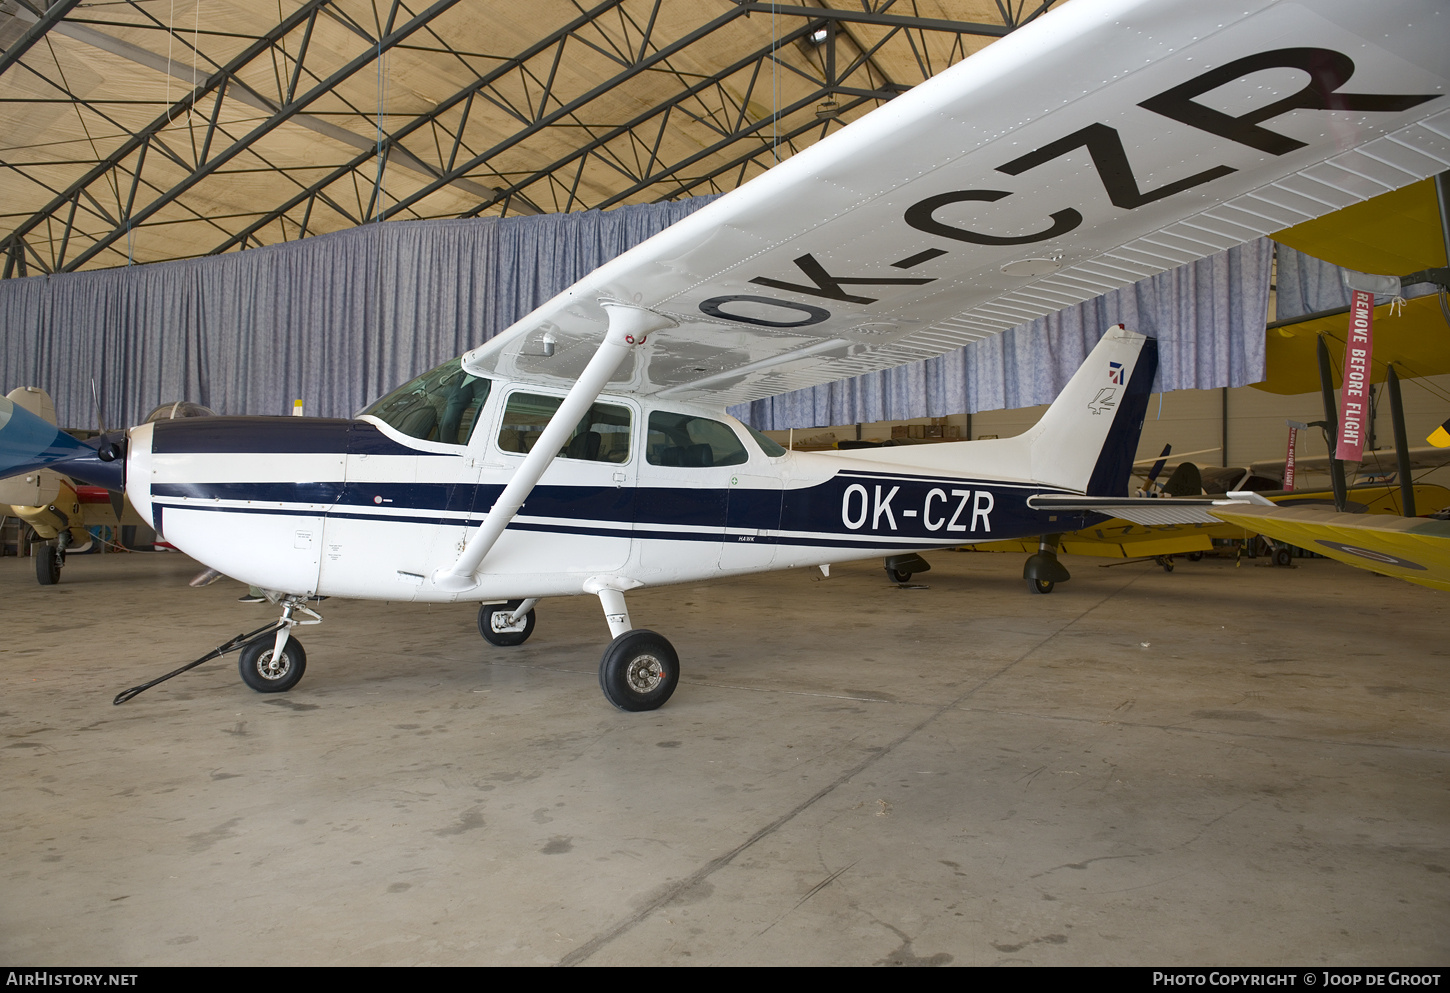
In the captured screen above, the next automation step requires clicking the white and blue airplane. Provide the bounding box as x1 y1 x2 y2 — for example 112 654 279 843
2 0 1446 710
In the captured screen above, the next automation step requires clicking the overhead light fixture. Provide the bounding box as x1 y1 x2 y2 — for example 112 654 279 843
808 25 828 45
816 99 840 120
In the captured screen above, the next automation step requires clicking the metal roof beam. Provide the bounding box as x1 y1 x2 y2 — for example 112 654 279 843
58 0 465 272
207 0 637 254
0 0 334 269
0 0 84 80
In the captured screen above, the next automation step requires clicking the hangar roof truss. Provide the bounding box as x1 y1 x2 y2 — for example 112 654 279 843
0 0 1055 276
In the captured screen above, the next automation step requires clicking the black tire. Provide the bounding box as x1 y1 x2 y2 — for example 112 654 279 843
1186 551 1204 562
599 630 679 712
238 637 307 693
1273 546 1293 568
1028 578 1054 595
35 544 61 585
886 567 912 583
1156 556 1175 573
478 600 536 646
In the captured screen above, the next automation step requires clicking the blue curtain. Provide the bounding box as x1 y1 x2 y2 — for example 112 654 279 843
1274 242 1436 321
0 201 1270 431
737 238 1272 429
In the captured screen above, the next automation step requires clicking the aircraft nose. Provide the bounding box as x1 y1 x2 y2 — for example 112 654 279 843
0 394 120 486
123 422 156 530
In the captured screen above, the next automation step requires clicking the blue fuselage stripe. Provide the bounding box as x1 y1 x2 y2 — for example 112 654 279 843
151 474 1106 546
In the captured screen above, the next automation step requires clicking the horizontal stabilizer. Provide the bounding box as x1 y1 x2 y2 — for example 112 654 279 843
1028 491 1271 526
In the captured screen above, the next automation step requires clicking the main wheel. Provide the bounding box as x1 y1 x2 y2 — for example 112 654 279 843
599 630 679 712
1186 551 1204 562
1028 578 1055 595
478 601 536 646
35 543 61 585
1273 546 1293 568
1156 555 1175 573
238 637 307 693
886 567 912 583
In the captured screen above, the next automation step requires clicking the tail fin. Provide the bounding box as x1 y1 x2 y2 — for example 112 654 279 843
1023 326 1157 496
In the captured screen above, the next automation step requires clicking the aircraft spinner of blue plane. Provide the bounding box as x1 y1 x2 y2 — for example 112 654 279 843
3 0 1447 711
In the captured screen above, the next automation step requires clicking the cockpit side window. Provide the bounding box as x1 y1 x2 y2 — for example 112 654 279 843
645 411 748 468
497 392 632 463
360 358 491 446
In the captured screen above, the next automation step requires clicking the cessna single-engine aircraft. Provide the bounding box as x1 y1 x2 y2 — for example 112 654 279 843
2 0 1448 710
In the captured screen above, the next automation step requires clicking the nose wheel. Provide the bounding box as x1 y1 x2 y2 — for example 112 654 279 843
238 637 308 693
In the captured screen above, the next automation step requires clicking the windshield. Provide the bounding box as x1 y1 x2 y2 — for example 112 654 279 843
361 358 491 445
743 423 787 457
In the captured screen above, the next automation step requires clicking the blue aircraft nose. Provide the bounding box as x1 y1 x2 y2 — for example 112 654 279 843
0 396 126 490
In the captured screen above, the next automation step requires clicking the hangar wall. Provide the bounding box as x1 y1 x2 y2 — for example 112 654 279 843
1 197 1273 434
740 238 1273 430
0 198 715 429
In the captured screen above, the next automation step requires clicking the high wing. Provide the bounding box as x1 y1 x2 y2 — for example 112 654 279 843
463 0 1450 406
1211 504 1450 592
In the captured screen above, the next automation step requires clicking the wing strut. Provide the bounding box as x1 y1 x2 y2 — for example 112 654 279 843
432 304 674 593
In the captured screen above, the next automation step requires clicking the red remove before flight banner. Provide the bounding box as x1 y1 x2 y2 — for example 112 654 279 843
1337 289 1373 462
1283 426 1298 492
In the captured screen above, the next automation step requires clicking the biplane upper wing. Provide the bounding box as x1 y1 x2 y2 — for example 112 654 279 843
1251 446 1450 482
463 0 1450 406
1210 504 1450 592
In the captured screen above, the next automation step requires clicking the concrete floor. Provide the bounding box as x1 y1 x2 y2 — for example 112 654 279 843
1 547 1447 966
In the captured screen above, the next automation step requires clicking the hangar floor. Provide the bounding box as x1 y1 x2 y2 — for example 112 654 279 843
2 548 1447 966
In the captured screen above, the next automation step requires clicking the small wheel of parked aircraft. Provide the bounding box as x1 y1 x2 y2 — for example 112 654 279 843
1273 546 1293 568
1155 555 1175 573
599 629 679 712
886 567 912 583
478 600 536 647
1186 551 1204 562
1028 578 1054 595
238 637 307 693
35 543 61 585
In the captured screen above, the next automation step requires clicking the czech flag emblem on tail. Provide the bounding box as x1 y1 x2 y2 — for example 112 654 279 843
1108 361 1124 385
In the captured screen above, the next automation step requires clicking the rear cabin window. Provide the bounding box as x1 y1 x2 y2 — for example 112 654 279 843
497 393 632 463
360 358 490 446
646 412 748 468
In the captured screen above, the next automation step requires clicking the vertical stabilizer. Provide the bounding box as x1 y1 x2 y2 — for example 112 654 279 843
1025 326 1157 495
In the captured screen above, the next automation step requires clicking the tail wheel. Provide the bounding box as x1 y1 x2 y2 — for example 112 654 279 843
238 638 307 693
599 630 679 712
1028 578 1055 595
886 567 912 583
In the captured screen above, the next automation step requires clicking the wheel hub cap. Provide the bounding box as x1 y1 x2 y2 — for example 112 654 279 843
258 651 290 680
626 654 663 693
